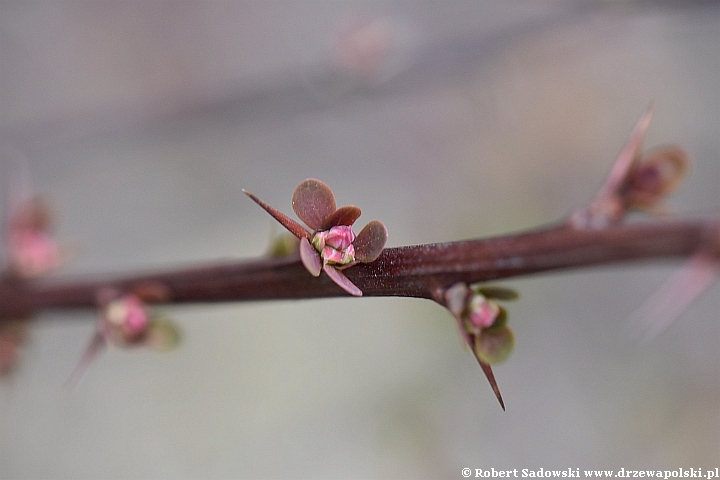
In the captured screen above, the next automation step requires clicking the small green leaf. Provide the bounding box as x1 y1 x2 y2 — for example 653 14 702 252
474 327 514 365
146 318 181 352
292 179 336 230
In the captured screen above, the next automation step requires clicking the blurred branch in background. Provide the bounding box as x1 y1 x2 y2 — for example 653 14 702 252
2 2 691 150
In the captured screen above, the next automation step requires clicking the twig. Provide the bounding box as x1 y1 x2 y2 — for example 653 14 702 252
0 218 715 319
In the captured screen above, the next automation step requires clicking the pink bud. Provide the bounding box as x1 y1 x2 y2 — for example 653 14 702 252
8 230 61 278
104 294 149 341
311 230 328 251
321 244 355 265
121 295 149 336
324 225 355 250
467 295 500 329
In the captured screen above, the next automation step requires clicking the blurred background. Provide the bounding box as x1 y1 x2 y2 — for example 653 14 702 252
1 1 719 478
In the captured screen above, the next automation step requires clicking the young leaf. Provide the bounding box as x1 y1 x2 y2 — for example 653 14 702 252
300 237 322 277
145 318 181 352
322 205 362 229
354 220 388 262
626 146 688 211
292 179 337 230
474 327 515 365
323 264 363 296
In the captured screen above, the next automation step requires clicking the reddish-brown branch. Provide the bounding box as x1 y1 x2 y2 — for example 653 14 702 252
1 217 715 319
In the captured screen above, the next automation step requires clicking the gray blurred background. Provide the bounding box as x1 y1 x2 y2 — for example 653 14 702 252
1 1 719 478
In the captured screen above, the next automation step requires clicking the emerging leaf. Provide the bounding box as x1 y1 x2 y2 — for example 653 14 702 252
300 237 322 277
474 327 514 365
146 318 182 352
322 205 362 229
354 220 388 263
323 264 363 296
626 146 688 211
292 179 336 230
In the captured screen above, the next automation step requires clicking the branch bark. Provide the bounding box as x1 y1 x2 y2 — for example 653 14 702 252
1 217 716 319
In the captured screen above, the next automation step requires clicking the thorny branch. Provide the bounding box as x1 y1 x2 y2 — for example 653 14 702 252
0 218 714 317
1 106 718 409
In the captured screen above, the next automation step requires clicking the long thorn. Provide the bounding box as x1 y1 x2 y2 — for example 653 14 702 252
474 341 505 410
243 190 311 240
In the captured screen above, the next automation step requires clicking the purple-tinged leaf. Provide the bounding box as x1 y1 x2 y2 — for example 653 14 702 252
243 189 311 240
322 205 362 229
300 237 322 277
626 146 688 212
476 354 505 411
354 220 387 263
292 179 336 230
323 264 363 296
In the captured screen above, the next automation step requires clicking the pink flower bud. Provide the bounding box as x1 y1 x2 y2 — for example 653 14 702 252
8 230 61 278
467 295 500 329
311 230 328 251
104 294 149 341
122 295 149 335
324 225 355 250
321 244 355 265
